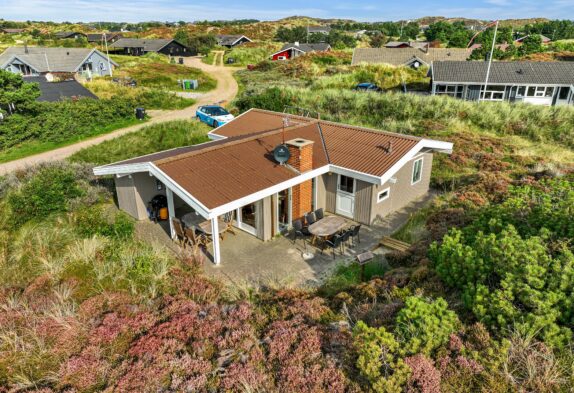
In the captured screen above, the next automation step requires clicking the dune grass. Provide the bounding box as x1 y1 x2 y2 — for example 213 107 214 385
223 42 282 66
69 120 211 165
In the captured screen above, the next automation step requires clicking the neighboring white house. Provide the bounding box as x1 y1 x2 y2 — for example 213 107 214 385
0 47 117 78
429 61 574 106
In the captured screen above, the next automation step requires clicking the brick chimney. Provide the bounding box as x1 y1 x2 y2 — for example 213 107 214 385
286 138 314 223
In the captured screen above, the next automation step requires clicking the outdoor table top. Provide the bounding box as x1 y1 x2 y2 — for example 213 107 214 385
197 219 227 235
308 215 347 237
181 213 226 235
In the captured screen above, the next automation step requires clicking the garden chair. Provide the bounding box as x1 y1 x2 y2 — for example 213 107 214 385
314 208 324 220
172 218 189 248
305 211 317 226
184 227 209 250
350 224 362 247
221 211 236 240
292 219 311 246
321 234 343 259
340 228 353 252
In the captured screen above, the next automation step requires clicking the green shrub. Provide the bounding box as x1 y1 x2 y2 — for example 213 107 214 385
431 223 574 347
395 296 459 355
74 205 134 240
353 321 411 393
7 165 85 227
235 86 294 113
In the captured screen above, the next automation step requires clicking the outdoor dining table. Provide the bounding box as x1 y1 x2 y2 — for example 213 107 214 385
308 215 347 245
181 213 226 236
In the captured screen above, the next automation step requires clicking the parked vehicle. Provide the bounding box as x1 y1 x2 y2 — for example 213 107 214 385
196 105 235 127
353 83 382 92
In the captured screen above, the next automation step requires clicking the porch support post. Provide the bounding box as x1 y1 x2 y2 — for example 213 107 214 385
211 217 221 265
166 188 175 239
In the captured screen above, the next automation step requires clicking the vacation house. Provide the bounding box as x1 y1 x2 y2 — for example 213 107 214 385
351 47 471 68
271 42 331 60
429 61 574 106
109 38 194 56
216 35 252 48
93 109 453 265
0 47 117 78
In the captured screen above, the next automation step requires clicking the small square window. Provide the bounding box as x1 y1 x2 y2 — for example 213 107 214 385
412 157 423 184
377 188 390 203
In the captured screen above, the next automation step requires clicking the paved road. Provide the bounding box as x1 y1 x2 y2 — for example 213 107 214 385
0 57 239 175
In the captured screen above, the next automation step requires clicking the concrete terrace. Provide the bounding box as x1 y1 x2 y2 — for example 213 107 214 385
134 193 435 287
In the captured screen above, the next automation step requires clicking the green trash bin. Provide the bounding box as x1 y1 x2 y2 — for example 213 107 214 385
184 80 192 90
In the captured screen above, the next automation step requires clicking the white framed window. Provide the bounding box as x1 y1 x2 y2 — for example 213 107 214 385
377 187 390 203
412 157 423 185
337 174 355 194
480 85 505 101
435 84 463 98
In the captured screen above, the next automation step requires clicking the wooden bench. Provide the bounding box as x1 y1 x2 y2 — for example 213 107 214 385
378 236 411 252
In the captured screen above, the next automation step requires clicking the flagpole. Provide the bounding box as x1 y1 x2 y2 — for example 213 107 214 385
480 20 498 102
104 32 113 77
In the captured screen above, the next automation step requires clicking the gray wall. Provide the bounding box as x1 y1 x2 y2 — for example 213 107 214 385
114 172 166 220
353 180 373 225
323 173 337 213
370 152 433 224
84 51 115 76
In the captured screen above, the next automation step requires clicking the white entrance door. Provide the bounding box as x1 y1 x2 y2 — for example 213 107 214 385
336 174 355 218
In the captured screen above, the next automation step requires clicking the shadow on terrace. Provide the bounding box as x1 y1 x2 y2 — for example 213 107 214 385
135 194 434 287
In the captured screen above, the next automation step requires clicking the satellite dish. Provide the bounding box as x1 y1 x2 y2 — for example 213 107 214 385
273 144 291 165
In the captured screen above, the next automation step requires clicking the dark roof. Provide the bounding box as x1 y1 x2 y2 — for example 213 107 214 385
25 76 98 102
431 61 574 85
278 42 331 53
216 35 251 46
352 47 470 66
86 33 122 42
55 31 85 38
109 38 184 52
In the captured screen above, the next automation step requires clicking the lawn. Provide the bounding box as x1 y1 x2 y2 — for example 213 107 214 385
69 119 211 165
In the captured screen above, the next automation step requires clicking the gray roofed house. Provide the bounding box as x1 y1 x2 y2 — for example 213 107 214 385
271 42 331 60
352 47 471 67
0 47 118 77
307 26 332 34
26 75 99 102
55 31 87 39
216 34 252 48
385 41 429 49
429 61 574 106
109 38 194 56
86 33 123 44
1 28 26 34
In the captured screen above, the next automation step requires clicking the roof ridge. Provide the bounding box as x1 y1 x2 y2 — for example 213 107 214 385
155 120 319 166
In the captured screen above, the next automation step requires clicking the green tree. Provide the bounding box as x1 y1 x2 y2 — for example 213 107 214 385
0 70 40 114
519 34 544 55
174 28 190 47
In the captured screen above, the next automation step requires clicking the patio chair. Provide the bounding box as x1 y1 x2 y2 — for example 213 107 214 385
172 218 189 247
321 234 343 259
222 211 236 238
305 211 317 226
340 228 353 251
350 224 362 247
314 208 324 220
184 227 209 250
292 219 310 246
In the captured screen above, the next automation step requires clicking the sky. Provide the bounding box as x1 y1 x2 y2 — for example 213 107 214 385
0 0 573 23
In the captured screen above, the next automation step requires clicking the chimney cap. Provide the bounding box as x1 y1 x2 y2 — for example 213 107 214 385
286 138 313 148
294 41 299 46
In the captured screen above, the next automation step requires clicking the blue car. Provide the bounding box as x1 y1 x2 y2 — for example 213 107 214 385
196 105 235 128
353 83 382 92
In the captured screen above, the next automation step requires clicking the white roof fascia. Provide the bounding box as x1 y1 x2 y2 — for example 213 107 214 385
93 162 150 176
208 165 330 218
379 139 453 185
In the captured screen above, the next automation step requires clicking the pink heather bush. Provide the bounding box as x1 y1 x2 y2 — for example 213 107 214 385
448 333 464 352
58 345 109 391
405 354 441 393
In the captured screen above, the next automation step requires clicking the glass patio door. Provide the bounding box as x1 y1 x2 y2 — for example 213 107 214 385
237 203 257 235
277 188 291 233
